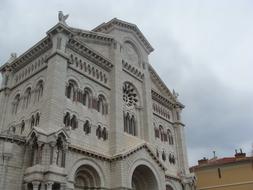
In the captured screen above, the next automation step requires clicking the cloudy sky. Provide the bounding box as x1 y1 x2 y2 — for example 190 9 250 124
1 0 253 166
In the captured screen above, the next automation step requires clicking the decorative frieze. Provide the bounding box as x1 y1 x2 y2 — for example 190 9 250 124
122 60 144 81
153 102 171 121
8 37 52 71
68 53 109 86
14 52 49 85
67 38 113 72
151 90 175 110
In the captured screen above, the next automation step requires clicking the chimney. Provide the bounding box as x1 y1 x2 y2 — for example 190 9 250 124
198 157 209 165
234 148 246 160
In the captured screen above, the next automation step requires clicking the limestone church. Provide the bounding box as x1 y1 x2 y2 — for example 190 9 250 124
0 13 195 190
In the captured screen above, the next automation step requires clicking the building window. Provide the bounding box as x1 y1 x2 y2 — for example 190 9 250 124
123 82 138 107
63 112 70 127
70 115 78 129
123 112 136 136
24 87 32 108
12 94 21 114
65 80 78 101
169 154 176 165
97 94 108 115
167 129 174 145
36 80 44 102
83 88 92 108
162 151 166 161
83 120 91 134
96 125 102 139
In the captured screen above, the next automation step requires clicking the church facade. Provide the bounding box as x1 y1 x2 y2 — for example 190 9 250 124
0 15 195 190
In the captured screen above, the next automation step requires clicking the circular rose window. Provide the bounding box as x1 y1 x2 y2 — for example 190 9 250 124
123 82 138 107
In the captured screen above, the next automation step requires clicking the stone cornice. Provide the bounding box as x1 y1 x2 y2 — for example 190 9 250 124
69 27 114 45
0 37 52 72
67 38 113 71
152 90 175 109
92 18 154 54
149 65 185 109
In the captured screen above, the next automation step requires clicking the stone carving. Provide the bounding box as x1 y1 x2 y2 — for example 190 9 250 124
58 11 69 25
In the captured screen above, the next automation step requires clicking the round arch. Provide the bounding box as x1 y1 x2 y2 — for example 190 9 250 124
128 159 163 190
122 36 143 66
68 158 106 188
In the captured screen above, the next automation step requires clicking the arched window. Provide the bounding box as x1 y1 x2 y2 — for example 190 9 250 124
31 115 35 128
83 120 91 134
12 94 21 114
130 115 136 136
102 127 108 140
154 126 160 138
169 154 176 164
159 125 165 142
63 112 70 127
70 115 78 129
65 80 78 101
56 135 66 167
36 80 44 102
97 94 108 114
83 88 92 108
24 87 32 108
167 129 174 145
35 112 40 126
96 125 102 139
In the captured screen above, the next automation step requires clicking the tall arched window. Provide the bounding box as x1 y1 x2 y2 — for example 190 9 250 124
167 129 174 145
123 112 136 136
70 115 78 129
96 125 102 139
12 94 21 114
65 80 78 101
24 87 32 108
36 80 44 102
97 94 108 114
159 125 166 142
102 127 108 140
83 120 91 134
130 115 136 136
63 112 70 127
83 88 92 108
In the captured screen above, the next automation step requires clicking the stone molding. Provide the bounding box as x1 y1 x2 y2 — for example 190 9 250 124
67 38 113 71
92 18 154 54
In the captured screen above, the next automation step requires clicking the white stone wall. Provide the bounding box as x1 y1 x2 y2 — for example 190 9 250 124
0 19 194 190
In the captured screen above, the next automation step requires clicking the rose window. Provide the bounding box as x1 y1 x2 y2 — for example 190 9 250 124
123 82 138 107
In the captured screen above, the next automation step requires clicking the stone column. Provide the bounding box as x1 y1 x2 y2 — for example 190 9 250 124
32 181 40 190
49 142 57 165
46 181 54 190
37 142 44 164
60 183 66 190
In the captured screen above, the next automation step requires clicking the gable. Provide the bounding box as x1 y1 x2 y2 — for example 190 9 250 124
92 18 154 54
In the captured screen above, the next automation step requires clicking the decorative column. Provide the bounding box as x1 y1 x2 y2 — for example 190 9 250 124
60 183 66 190
46 181 54 190
50 142 58 165
32 181 40 190
37 142 44 164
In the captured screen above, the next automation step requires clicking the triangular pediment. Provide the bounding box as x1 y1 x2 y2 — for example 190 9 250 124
92 18 154 54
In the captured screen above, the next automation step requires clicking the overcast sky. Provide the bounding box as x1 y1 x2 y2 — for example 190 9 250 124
1 0 253 166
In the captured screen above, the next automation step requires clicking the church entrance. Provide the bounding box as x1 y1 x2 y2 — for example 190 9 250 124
74 165 101 190
131 165 159 190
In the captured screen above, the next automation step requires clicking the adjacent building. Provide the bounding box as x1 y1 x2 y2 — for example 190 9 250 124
190 150 253 190
0 13 195 190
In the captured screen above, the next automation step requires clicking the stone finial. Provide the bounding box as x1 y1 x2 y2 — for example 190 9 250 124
58 11 69 25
